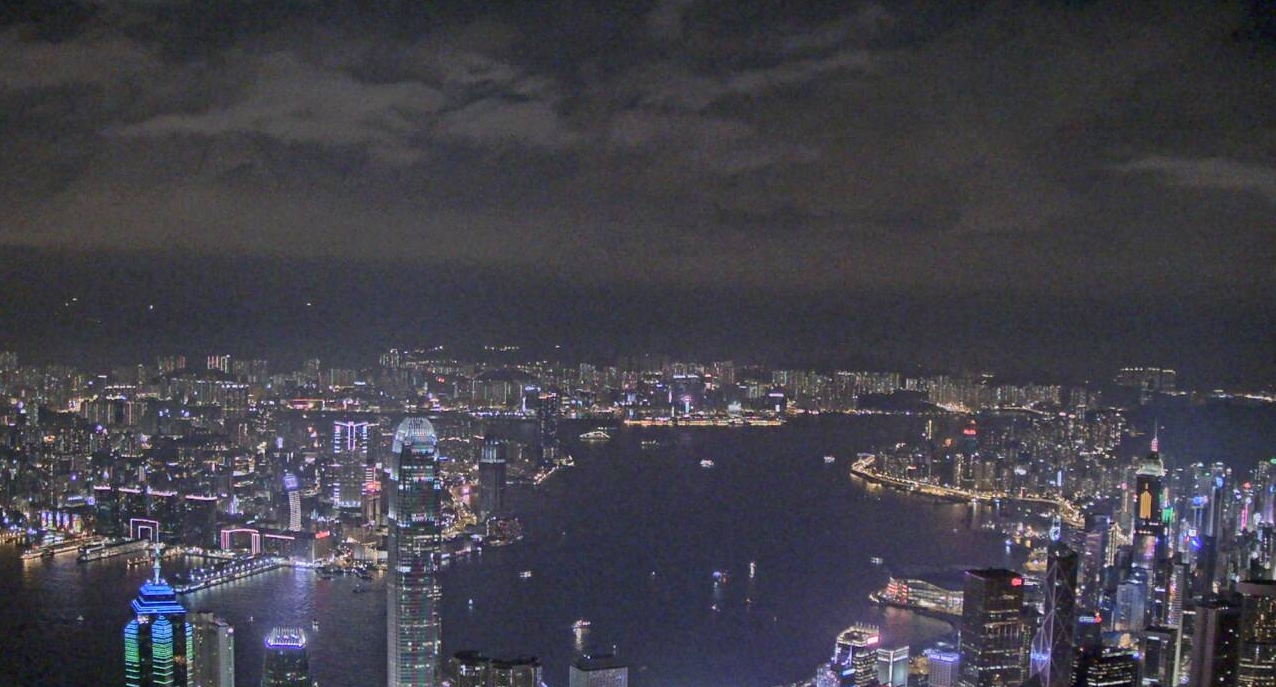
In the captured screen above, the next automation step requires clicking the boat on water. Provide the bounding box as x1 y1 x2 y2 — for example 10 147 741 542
519 570 533 579
78 538 149 563
824 455 836 464
870 556 884 565
579 430 612 441
571 619 591 631
699 459 715 469
713 570 729 584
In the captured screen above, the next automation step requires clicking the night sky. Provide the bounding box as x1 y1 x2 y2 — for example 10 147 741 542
0 1 1272 382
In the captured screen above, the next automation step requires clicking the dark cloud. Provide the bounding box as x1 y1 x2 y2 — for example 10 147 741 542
0 0 1272 377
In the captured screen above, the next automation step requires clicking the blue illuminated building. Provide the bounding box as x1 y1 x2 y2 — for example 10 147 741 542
387 417 444 687
124 547 192 687
261 627 313 687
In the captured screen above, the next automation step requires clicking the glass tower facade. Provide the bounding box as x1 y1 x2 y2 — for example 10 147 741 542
261 627 312 687
1029 533 1078 687
477 434 506 520
387 418 443 687
957 568 1024 687
333 421 372 509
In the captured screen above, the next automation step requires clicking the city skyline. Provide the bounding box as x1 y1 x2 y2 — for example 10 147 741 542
1 1 1274 686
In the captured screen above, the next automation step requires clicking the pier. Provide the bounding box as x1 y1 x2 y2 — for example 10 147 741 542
174 555 285 594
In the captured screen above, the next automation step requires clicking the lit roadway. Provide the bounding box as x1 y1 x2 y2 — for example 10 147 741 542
849 456 1083 527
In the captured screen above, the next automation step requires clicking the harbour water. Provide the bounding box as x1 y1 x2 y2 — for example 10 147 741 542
0 416 1021 687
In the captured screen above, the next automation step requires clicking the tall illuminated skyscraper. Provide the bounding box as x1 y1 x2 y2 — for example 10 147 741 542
1028 520 1077 687
537 391 560 467
280 473 302 532
261 628 312 687
124 548 192 687
333 421 372 509
958 569 1024 687
387 417 443 687
477 433 506 520
1134 441 1166 570
1079 512 1112 612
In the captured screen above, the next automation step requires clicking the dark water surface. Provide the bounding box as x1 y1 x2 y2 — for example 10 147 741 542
1 417 1021 687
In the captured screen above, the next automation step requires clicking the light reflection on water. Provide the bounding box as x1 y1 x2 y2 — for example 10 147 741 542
1 417 1022 687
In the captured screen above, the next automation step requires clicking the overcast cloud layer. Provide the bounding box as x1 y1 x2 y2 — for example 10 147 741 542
0 0 1273 378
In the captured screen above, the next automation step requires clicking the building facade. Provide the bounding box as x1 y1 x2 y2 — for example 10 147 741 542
124 551 192 687
261 627 312 687
957 569 1024 687
190 611 234 687
387 418 444 687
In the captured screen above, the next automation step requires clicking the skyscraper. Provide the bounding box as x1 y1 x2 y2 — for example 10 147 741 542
1134 445 1166 570
1113 569 1148 633
477 433 506 520
924 649 960 687
280 473 302 532
833 624 880 687
1238 580 1276 687
260 628 312 687
537 391 560 466
569 654 629 687
387 417 443 687
1079 512 1112 612
958 569 1024 687
333 420 372 509
190 611 235 687
124 548 193 687
1029 522 1078 687
1190 597 1242 687
1143 626 1180 687
876 645 909 687
1072 644 1139 687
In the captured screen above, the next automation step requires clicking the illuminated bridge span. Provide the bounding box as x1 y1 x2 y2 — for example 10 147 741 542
174 555 283 594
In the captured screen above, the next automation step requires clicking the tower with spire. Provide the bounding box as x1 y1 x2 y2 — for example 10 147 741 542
124 543 192 687
1133 426 1167 571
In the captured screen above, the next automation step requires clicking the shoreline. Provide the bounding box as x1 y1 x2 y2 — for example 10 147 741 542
847 461 1082 526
